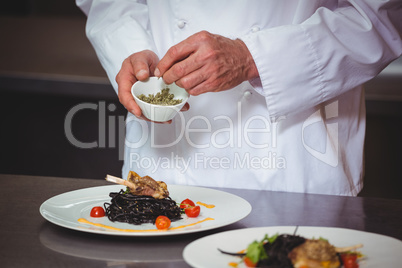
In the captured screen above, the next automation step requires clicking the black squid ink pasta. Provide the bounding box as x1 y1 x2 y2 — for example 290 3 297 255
104 189 182 225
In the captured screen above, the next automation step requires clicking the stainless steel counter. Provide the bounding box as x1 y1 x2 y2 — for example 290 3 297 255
1 174 401 267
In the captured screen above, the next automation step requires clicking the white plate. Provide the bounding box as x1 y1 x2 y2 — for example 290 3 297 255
183 226 402 268
39 185 251 236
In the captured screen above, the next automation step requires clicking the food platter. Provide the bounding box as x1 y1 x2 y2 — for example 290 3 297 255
183 226 402 268
39 185 251 236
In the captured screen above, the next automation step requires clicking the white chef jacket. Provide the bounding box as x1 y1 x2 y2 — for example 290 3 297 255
77 0 402 196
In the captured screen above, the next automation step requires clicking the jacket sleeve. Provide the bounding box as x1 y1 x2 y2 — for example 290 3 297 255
241 0 402 120
76 0 157 92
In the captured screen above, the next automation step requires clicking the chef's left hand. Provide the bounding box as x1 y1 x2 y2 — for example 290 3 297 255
154 31 259 96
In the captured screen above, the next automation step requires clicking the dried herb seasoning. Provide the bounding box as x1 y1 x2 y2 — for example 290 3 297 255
138 88 183 105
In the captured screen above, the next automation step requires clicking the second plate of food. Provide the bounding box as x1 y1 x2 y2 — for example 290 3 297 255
183 226 402 268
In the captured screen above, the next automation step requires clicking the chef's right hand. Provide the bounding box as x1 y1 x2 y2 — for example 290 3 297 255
115 50 159 118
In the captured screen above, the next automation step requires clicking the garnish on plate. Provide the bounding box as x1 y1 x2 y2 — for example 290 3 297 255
219 231 363 267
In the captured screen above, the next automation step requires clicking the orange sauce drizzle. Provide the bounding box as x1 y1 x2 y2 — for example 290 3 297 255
196 201 215 208
227 249 246 267
77 217 214 232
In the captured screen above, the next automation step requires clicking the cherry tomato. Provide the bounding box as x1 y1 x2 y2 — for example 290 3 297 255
185 205 200 217
243 256 256 267
180 198 195 209
155 215 171 230
341 253 359 268
90 206 105 217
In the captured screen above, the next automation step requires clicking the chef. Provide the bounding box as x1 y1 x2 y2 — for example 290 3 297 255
76 0 402 195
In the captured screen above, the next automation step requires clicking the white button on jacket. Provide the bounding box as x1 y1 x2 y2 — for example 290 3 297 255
77 0 402 196
243 90 252 99
177 20 186 29
251 26 260 33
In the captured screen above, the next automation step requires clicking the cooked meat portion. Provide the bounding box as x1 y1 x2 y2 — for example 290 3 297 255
105 171 169 199
127 171 169 199
288 239 340 268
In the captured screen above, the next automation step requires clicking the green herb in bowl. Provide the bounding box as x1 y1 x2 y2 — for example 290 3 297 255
138 88 183 106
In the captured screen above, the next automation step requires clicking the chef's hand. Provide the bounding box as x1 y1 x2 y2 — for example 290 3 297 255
154 31 259 95
115 50 190 123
